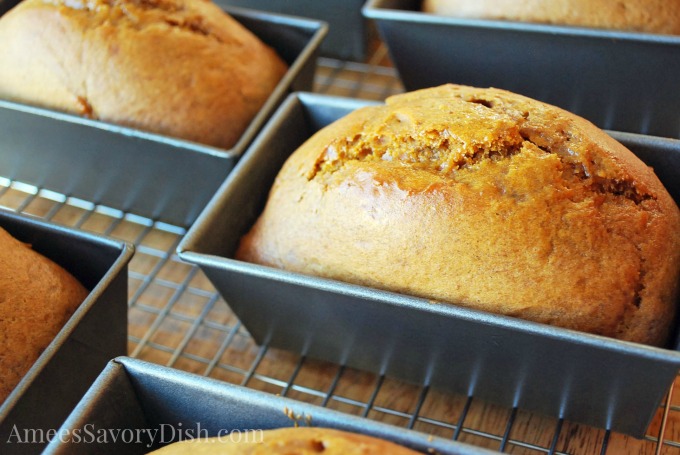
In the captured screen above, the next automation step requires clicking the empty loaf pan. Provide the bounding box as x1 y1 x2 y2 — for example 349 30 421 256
363 0 680 139
0 209 133 455
215 0 368 60
0 3 327 227
43 357 492 454
177 92 680 438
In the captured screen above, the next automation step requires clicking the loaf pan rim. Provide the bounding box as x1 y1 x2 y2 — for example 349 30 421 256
42 356 497 455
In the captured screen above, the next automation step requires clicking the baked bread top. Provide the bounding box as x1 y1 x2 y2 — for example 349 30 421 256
422 0 680 35
0 0 288 149
0 226 88 403
148 427 422 454
237 84 680 346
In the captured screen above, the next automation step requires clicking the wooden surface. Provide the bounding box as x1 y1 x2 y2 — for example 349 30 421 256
1 48 679 455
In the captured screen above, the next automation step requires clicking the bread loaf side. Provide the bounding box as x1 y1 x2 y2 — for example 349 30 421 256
0 227 89 403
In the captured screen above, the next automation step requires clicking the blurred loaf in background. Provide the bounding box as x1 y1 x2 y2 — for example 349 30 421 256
0 0 288 149
422 0 680 35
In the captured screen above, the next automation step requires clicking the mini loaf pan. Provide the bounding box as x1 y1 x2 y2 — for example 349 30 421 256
0 209 134 455
215 0 368 60
363 0 680 140
177 92 680 438
0 3 327 227
43 357 493 454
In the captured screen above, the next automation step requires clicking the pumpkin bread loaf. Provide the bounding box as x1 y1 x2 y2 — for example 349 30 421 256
149 427 422 454
422 0 680 35
237 84 680 346
0 0 287 149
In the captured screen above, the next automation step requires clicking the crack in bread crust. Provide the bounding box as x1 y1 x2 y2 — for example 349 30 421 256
309 95 655 205
45 0 230 44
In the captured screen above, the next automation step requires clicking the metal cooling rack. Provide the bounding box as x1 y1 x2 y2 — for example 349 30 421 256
2 47 680 455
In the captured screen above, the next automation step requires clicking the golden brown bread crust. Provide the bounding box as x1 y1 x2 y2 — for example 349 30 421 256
237 84 680 346
422 0 680 35
0 0 287 149
148 427 422 454
0 226 88 403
